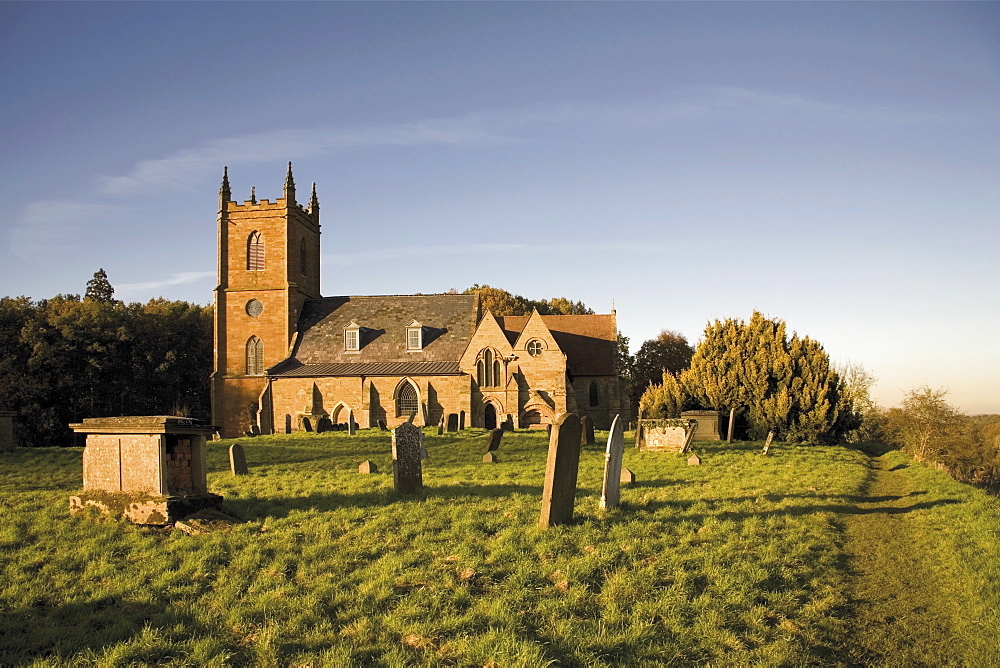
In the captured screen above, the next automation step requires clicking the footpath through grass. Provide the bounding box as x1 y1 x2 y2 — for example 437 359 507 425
1 430 998 666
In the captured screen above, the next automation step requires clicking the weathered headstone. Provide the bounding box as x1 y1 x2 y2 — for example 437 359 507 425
302 417 313 432
484 429 504 454
761 430 774 456
392 422 423 493
682 421 698 453
377 419 388 431
581 415 595 446
317 417 332 433
502 414 514 431
421 402 429 425
539 413 583 528
634 409 644 449
250 424 261 437
284 414 292 434
483 452 498 464
546 423 552 438
459 411 466 430
348 410 357 435
446 413 459 432
687 453 701 466
620 467 636 484
358 460 378 474
229 443 248 475
437 415 444 435
0 411 14 451
420 431 428 461
599 415 625 510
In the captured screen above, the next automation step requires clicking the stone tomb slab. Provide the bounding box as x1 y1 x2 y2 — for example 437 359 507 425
392 422 423 493
539 413 583 528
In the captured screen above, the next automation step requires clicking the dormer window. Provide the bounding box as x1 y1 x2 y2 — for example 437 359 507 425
344 321 360 352
406 320 423 351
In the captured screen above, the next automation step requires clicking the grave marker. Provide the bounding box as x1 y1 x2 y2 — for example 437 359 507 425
483 452 498 464
377 419 388 431
348 410 357 435
581 415 595 446
229 443 248 475
459 411 466 430
484 429 504 454
446 413 459 432
539 413 583 528
599 415 625 510
761 430 774 456
359 460 378 474
620 467 636 484
392 422 423 493
687 453 701 466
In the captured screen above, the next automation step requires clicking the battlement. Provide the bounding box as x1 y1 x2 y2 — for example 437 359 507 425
225 198 310 214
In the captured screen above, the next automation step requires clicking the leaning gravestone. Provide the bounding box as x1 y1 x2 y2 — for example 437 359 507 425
484 429 503 454
348 410 357 435
229 443 248 475
392 422 423 493
446 413 459 432
539 413 583 528
421 402 429 425
581 415 596 446
761 430 774 456
358 460 378 474
599 415 625 510
407 411 417 424
377 419 388 431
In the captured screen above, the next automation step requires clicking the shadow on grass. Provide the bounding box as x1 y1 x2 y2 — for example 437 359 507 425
224 482 543 520
0 595 244 665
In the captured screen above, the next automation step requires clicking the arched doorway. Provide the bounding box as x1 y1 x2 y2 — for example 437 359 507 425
483 403 497 430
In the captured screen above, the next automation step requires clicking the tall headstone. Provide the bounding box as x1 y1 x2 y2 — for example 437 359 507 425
484 429 504 454
459 411 466 430
503 414 514 431
392 422 423 493
581 415 595 446
446 413 459 432
539 413 583 528
284 414 292 434
407 411 417 424
348 410 357 435
302 417 313 432
599 415 625 510
229 443 248 475
421 402 429 425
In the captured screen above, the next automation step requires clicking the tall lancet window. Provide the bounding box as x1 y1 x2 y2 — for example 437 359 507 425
246 336 264 375
247 231 264 271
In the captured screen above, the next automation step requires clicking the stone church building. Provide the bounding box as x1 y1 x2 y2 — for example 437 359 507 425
211 165 623 438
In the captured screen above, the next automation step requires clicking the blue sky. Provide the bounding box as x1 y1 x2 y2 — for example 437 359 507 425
1 2 997 414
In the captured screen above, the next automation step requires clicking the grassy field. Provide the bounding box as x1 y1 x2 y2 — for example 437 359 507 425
1 429 999 666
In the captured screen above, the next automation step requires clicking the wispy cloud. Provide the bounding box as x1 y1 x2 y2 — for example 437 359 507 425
324 241 658 266
115 271 216 297
7 200 123 262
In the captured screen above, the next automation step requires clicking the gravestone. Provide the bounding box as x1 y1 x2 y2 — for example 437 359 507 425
682 421 698 452
250 424 261 437
0 411 14 451
620 467 636 484
502 414 514 431
407 411 417 424
546 423 552 438
459 411 466 430
317 417 332 433
348 410 357 435
599 415 625 510
581 415 595 446
484 429 504 454
483 452 498 464
446 413 459 432
761 431 775 456
420 431 428 461
229 443 248 475
284 414 292 434
377 419 388 431
539 413 583 528
421 402 429 425
358 460 378 474
392 422 423 493
687 453 701 466
437 416 444 435
302 417 313 432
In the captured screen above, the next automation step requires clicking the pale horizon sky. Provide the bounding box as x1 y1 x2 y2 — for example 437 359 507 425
1 2 997 414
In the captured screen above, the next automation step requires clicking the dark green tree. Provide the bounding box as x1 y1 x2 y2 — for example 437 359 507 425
85 268 115 303
631 330 694 410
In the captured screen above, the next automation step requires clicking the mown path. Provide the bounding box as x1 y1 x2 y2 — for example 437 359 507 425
839 451 965 666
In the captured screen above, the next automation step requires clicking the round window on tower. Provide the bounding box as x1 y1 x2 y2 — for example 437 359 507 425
246 299 264 317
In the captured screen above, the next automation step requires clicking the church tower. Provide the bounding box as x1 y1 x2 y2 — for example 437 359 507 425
211 164 321 436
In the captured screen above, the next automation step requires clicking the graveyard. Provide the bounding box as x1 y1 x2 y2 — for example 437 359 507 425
2 427 1000 665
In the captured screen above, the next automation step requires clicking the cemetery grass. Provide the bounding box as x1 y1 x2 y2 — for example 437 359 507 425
1 433 998 666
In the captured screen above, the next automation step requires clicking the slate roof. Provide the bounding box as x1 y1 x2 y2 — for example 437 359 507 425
269 294 477 377
496 314 618 376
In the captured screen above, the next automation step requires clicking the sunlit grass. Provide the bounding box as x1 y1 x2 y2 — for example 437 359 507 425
1 430 998 665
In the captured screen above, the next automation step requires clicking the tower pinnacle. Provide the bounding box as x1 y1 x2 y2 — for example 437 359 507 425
309 182 319 214
220 166 230 199
283 161 296 202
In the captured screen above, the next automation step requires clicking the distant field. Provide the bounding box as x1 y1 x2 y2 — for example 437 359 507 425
1 430 998 666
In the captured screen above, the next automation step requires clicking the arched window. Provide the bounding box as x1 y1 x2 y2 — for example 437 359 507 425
477 349 501 387
589 381 599 407
493 358 502 387
247 231 264 271
246 336 264 375
476 359 486 386
300 237 307 275
396 382 418 417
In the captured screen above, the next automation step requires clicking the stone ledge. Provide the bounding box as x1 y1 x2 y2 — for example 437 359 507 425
70 491 223 525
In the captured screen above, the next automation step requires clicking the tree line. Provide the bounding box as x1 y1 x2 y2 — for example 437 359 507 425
0 270 213 447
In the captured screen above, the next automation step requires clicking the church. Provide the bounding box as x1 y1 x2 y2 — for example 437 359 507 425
211 165 624 438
